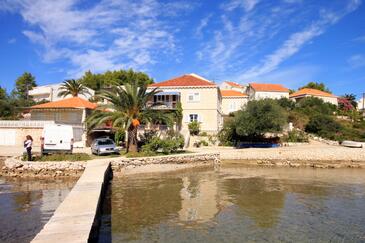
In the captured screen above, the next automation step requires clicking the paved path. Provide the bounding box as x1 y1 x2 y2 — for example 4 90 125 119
31 160 110 243
0 146 91 157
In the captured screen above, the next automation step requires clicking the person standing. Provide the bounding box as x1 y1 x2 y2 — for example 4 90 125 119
24 135 33 161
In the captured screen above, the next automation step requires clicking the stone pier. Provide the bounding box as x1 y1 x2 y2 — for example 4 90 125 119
31 160 110 243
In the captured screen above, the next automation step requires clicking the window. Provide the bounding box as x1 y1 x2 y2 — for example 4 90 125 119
187 92 200 102
229 102 236 111
189 114 198 122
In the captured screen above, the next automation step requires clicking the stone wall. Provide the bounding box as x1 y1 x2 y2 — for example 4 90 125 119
2 157 86 177
2 152 220 177
111 152 220 172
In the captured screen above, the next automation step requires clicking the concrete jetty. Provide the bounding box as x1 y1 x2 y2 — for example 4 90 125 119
31 160 110 243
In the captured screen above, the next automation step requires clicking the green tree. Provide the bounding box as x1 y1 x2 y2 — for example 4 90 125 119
13 72 37 101
79 69 154 91
305 114 342 140
343 93 358 108
87 75 172 153
58 79 91 98
234 99 288 137
0 86 15 118
0 86 7 100
299 81 331 93
295 97 336 116
78 71 104 91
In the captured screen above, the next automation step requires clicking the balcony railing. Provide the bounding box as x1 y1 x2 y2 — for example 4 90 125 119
147 101 178 109
0 120 55 128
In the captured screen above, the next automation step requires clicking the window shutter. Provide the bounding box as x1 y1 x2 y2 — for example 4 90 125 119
198 115 203 123
185 115 190 123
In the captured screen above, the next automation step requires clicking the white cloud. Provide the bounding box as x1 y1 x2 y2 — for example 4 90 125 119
221 0 260 12
7 38 16 44
2 0 193 78
236 0 362 80
347 54 365 69
354 35 365 42
195 14 212 37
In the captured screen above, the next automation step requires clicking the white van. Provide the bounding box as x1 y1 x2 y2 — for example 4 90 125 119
41 124 74 155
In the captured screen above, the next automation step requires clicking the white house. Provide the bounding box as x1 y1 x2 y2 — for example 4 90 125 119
220 81 247 93
290 88 338 106
358 97 365 111
148 73 223 134
221 90 248 115
29 83 94 102
247 83 289 100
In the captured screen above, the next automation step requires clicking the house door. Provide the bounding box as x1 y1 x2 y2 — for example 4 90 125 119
0 129 16 145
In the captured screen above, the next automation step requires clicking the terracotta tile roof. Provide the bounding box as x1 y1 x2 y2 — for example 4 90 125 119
225 81 243 88
149 73 216 87
249 83 289 92
290 88 337 98
221 90 248 97
31 97 97 109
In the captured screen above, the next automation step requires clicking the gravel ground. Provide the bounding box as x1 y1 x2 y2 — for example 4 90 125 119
191 141 365 162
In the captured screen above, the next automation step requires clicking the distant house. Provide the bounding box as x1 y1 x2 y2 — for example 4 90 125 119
221 90 248 115
290 88 338 106
220 81 247 93
30 97 97 146
148 73 223 134
358 98 365 111
247 83 290 100
29 83 94 102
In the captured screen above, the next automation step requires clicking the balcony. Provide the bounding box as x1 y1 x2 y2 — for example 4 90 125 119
147 91 181 110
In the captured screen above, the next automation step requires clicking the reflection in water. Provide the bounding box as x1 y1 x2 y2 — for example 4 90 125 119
0 176 77 243
223 177 285 228
103 166 365 242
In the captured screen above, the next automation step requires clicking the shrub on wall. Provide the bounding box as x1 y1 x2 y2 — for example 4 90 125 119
188 121 200 135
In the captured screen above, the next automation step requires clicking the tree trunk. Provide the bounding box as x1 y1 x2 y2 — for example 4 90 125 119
127 125 138 153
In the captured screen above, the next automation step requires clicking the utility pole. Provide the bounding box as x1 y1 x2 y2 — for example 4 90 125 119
362 92 365 115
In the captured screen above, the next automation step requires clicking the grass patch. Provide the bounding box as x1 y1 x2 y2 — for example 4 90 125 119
28 153 92 162
125 150 190 158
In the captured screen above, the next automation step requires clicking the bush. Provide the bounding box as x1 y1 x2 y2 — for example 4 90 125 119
281 130 309 143
288 111 310 130
234 99 288 137
142 134 184 154
208 135 218 145
200 131 208 136
305 114 342 140
29 153 92 162
201 140 209 146
217 118 237 146
188 121 200 135
295 97 336 117
114 128 125 146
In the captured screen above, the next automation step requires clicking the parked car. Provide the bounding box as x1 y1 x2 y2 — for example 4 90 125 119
41 124 74 155
91 138 119 155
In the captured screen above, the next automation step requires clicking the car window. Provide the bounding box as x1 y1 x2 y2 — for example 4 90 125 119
97 139 114 145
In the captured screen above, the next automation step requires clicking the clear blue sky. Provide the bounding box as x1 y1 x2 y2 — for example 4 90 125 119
0 0 365 98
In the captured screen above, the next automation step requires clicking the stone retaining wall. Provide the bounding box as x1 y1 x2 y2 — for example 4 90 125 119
111 152 221 172
1 152 220 177
2 157 86 177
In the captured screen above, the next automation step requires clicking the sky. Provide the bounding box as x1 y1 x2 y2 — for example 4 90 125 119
0 0 365 98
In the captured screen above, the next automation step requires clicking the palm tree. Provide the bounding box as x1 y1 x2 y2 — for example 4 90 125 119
58 79 91 98
87 81 174 153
